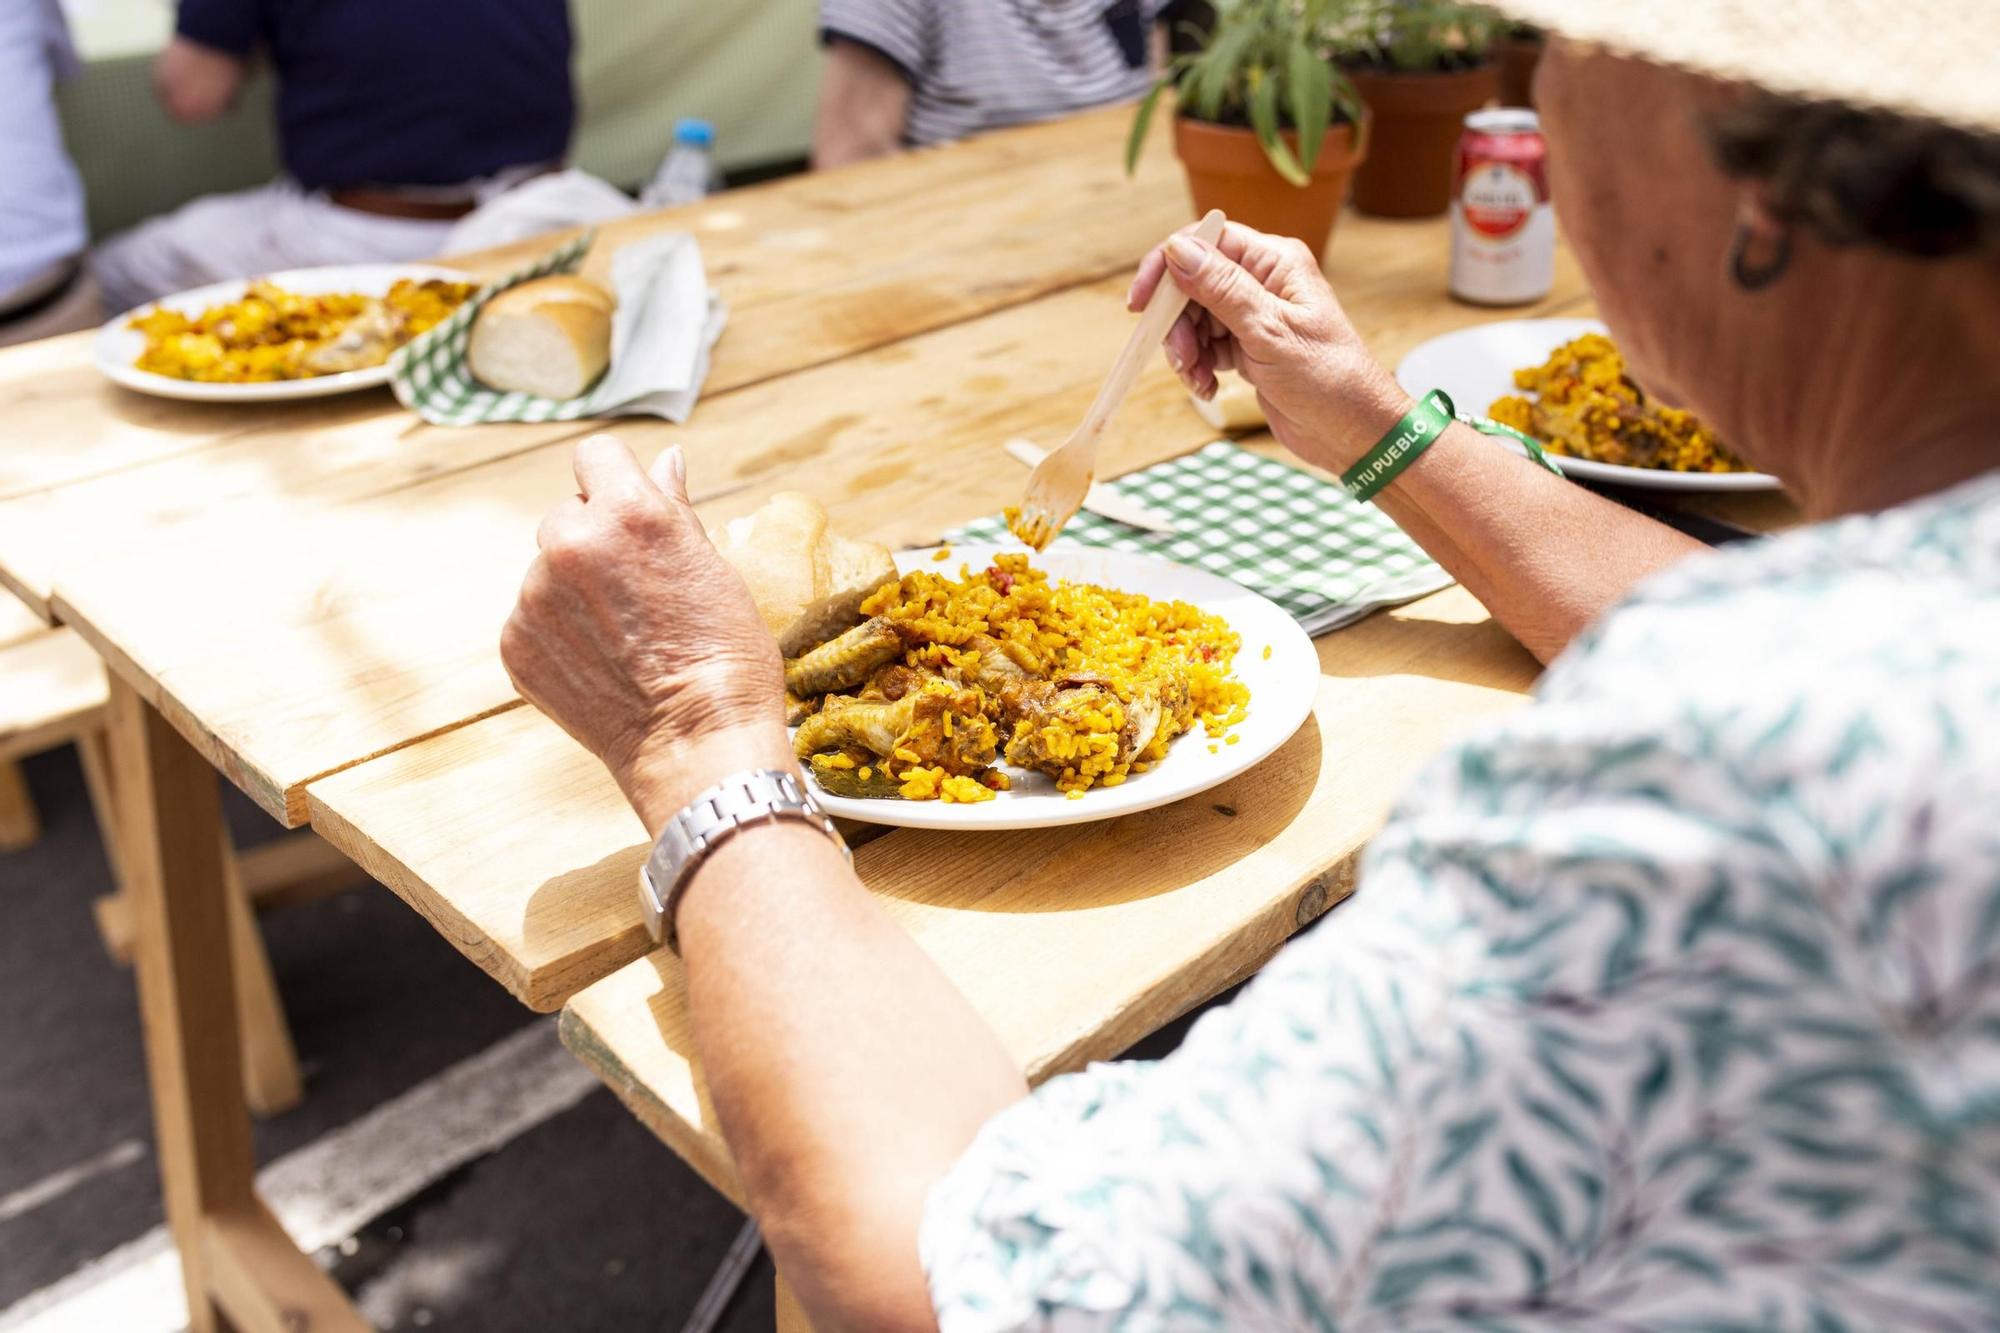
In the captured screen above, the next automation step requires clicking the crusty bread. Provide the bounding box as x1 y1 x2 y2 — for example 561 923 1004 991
467 275 614 400
1190 370 1266 433
720 492 897 657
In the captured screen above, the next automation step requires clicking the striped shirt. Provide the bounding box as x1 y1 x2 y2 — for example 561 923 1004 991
820 0 1167 147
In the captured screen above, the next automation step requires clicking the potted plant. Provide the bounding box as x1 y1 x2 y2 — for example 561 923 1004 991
1126 0 1369 261
1497 21 1543 108
1329 0 1502 218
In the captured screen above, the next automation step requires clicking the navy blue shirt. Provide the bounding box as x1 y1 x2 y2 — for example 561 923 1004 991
176 0 574 191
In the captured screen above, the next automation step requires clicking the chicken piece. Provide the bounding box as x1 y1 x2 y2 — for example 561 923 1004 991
1003 668 1188 779
795 692 914 759
783 690 821 726
784 616 905 697
952 633 1052 724
301 302 404 374
794 683 997 775
858 663 925 701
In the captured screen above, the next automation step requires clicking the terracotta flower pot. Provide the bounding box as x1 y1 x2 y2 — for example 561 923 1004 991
1498 35 1543 108
1172 114 1369 262
1346 62 1501 218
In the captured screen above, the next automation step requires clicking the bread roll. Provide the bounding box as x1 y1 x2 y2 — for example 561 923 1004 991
719 492 898 657
1190 370 1266 433
467 275 614 400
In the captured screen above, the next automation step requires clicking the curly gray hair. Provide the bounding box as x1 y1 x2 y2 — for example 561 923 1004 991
1706 97 2000 259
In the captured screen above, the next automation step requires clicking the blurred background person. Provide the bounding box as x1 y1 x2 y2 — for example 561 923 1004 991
92 0 576 314
813 0 1173 169
0 0 100 347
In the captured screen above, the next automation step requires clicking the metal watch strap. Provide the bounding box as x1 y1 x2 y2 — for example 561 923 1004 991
637 767 848 952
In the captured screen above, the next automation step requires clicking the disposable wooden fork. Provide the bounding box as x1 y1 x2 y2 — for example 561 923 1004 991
1010 208 1227 549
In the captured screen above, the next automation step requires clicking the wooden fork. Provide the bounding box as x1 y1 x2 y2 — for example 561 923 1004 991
1011 208 1227 549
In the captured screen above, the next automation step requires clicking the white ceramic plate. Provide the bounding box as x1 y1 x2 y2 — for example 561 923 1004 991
1395 317 1782 492
93 263 474 403
802 544 1320 831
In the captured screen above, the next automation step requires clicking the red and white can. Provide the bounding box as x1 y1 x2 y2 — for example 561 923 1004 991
1449 108 1554 305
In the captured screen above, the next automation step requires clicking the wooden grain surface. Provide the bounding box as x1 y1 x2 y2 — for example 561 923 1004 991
558 585 1539 1205
43 207 1590 827
0 105 1189 622
0 624 107 763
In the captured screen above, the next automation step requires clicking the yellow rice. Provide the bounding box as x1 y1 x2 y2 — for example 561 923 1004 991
859 553 1249 796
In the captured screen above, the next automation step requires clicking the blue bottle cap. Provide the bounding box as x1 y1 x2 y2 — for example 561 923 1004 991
674 118 715 148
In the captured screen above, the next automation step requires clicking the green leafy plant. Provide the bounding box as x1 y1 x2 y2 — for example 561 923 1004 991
1327 0 1502 73
1126 0 1365 187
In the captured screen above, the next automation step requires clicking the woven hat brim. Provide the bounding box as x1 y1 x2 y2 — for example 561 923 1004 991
1495 0 2000 138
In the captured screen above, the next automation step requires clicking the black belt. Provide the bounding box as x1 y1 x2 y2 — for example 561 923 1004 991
0 258 84 325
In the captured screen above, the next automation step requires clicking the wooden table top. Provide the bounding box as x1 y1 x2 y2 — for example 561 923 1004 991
0 103 1714 1203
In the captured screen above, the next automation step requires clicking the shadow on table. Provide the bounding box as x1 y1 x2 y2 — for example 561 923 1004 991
1314 608 1540 693
860 713 1323 915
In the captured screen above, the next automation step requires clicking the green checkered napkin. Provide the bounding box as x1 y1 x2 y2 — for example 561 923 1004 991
950 442 1452 636
390 231 597 426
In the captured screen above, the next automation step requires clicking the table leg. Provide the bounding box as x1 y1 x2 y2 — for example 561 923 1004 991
224 836 305 1115
774 1275 815 1333
109 677 362 1333
0 758 39 850
82 721 304 1115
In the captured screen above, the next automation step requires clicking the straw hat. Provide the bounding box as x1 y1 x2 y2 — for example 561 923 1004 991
1495 0 2000 137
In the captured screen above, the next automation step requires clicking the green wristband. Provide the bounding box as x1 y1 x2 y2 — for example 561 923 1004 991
1341 388 1565 505
1436 389 1566 480
1340 390 1452 503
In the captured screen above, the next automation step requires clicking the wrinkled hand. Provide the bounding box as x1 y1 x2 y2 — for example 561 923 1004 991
1128 221 1410 471
501 436 789 831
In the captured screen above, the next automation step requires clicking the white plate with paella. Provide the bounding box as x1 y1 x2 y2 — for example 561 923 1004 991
1396 317 1782 491
788 544 1320 831
94 262 478 403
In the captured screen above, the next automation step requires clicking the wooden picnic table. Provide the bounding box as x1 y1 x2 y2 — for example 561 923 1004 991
0 103 1794 1332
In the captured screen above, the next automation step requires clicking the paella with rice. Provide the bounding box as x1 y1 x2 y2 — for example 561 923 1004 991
1487 332 1748 473
127 276 476 383
786 553 1250 803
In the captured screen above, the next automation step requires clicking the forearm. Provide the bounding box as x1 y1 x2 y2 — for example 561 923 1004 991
813 43 912 169
628 728 1026 1332
1312 418 1706 664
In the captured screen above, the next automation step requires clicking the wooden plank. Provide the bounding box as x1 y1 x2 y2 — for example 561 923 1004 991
108 674 256 1333
52 215 1591 827
222 831 304 1116
0 760 37 851
205 1199 368 1333
557 585 1539 1205
0 592 48 648
0 104 1193 617
0 625 108 763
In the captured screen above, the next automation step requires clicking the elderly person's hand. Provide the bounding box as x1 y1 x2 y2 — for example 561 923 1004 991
500 435 789 831
1127 221 1410 470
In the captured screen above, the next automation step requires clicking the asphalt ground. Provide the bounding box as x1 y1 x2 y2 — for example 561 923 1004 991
0 738 1219 1332
0 742 773 1332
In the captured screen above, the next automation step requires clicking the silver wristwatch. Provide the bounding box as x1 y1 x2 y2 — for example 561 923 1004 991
637 767 848 951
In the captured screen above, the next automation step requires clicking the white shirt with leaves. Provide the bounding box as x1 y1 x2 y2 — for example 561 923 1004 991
921 471 2000 1331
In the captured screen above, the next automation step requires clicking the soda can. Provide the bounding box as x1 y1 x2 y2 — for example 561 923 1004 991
1449 108 1554 305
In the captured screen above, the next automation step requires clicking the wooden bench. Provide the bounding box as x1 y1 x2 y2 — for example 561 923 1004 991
0 596 320 1114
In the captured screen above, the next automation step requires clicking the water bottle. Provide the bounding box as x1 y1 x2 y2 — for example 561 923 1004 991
642 118 721 208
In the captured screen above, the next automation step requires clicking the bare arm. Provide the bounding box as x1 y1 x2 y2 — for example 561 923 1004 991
501 439 1023 1333
1131 225 1705 663
1358 419 1702 663
152 35 245 124
814 39 913 169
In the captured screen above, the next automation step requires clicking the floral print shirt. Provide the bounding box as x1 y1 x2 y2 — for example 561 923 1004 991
921 471 2000 1331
